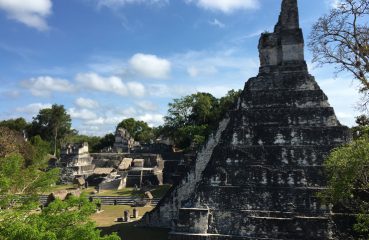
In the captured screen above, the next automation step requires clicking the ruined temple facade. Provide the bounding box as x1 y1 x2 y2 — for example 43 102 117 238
141 0 351 239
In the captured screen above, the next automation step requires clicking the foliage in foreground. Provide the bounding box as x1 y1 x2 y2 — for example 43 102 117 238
0 196 120 240
322 136 369 238
0 127 120 240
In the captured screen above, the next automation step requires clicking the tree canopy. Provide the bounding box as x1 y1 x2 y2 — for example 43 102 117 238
163 90 241 150
0 127 120 240
309 0 369 108
117 118 154 143
29 104 72 156
0 117 28 133
322 136 369 238
352 114 369 139
0 196 120 240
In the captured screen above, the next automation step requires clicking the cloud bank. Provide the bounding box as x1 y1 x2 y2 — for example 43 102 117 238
0 0 52 30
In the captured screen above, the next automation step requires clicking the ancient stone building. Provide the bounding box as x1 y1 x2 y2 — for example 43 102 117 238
60 142 95 182
141 0 351 239
113 128 136 153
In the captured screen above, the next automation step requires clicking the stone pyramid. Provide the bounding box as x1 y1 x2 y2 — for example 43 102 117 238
141 0 351 239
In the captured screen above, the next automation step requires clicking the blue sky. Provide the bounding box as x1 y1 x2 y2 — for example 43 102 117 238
0 0 361 136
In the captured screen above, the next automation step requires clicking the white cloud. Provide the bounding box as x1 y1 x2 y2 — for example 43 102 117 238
196 85 233 98
2 90 20 99
174 49 259 79
186 0 260 13
127 82 146 97
0 0 52 31
137 113 164 127
21 76 74 97
136 100 158 111
316 77 359 126
75 97 99 109
325 0 341 8
147 83 194 98
129 53 171 79
85 116 122 126
209 18 225 28
68 108 97 120
76 72 145 97
16 103 52 115
187 65 218 77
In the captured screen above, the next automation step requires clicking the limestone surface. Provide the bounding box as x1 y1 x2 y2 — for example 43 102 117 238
141 1 351 239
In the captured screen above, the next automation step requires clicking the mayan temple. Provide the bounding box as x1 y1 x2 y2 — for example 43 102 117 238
141 0 351 239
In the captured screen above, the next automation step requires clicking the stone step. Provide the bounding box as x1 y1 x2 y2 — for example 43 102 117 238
169 232 285 240
195 186 329 214
205 164 326 187
225 125 350 147
244 72 321 92
235 107 338 127
39 195 160 206
240 89 328 109
212 145 335 167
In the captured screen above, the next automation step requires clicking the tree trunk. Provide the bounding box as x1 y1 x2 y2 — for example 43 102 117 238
54 127 58 157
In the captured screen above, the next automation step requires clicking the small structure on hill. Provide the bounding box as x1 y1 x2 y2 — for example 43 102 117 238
118 158 133 171
125 156 164 188
59 142 95 183
73 177 86 189
113 128 137 153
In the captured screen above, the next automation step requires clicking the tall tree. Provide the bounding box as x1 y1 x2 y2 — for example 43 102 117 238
29 104 72 156
0 126 34 164
0 118 28 133
352 114 369 139
163 91 241 150
321 137 369 238
116 118 154 143
309 0 369 109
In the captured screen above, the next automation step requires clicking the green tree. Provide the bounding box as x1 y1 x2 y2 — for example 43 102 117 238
0 128 120 240
64 133 102 153
308 0 369 108
352 115 369 139
219 89 242 116
0 118 28 133
117 118 154 143
29 135 52 167
94 133 115 152
29 104 72 156
0 154 59 209
322 137 369 238
163 91 241 150
0 194 120 240
0 126 34 164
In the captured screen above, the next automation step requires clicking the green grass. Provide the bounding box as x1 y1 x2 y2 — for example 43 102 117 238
43 184 172 200
96 188 142 197
93 184 172 198
92 205 169 240
42 184 96 195
99 223 169 240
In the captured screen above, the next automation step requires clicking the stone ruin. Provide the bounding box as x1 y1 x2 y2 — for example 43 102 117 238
91 153 165 188
59 142 95 183
113 127 138 153
140 0 352 239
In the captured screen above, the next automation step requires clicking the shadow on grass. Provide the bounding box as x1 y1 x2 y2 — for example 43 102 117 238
99 222 170 240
